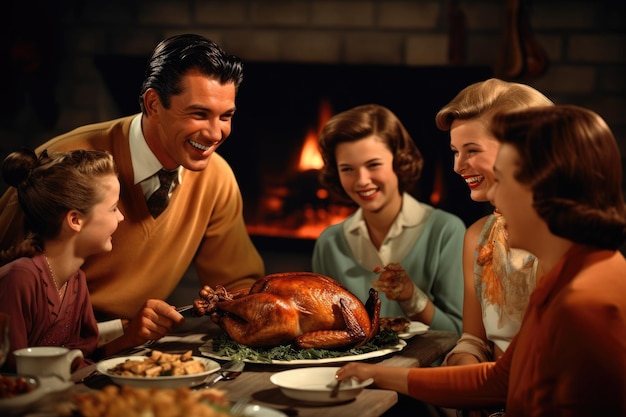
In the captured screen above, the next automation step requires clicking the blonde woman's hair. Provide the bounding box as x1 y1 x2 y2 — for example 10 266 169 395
435 78 553 131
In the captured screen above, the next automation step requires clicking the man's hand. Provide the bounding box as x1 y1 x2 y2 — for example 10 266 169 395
124 299 185 346
100 299 184 357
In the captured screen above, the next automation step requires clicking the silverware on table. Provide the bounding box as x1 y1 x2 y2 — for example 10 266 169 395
195 360 245 389
174 304 195 316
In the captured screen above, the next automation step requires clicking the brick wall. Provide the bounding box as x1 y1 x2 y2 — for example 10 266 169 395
2 0 625 167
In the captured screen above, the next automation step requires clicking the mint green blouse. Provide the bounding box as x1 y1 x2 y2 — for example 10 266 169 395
312 205 465 334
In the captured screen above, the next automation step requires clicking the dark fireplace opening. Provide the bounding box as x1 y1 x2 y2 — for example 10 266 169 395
95 57 493 253
219 62 493 245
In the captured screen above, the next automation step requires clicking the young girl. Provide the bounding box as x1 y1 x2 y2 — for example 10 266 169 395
334 105 626 416
0 149 183 371
312 104 465 334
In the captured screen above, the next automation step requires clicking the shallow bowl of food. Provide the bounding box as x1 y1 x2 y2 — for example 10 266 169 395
270 367 373 403
96 355 220 388
0 374 72 414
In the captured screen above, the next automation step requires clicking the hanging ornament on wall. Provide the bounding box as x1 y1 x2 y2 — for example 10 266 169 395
495 0 549 80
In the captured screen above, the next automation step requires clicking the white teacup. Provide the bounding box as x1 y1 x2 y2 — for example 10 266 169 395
13 346 83 381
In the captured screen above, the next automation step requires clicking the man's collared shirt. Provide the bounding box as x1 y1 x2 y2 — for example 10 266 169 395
129 114 181 199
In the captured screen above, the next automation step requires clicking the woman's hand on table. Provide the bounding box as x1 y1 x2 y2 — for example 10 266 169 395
335 363 410 394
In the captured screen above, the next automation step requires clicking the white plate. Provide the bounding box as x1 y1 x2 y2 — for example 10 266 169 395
242 404 288 417
0 375 72 414
270 367 373 403
96 355 220 388
398 321 429 339
199 340 406 365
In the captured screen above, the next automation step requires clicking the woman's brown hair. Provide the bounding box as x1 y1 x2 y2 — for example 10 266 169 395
318 104 423 200
491 105 626 250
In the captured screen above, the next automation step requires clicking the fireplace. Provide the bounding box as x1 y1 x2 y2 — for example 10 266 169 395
95 57 493 251
218 62 493 245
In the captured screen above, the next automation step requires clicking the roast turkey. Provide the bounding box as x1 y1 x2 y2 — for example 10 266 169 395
193 272 381 349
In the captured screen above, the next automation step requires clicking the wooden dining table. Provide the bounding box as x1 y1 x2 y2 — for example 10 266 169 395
208 329 459 417
42 316 458 417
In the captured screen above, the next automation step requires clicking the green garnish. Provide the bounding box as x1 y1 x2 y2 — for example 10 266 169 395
210 330 399 363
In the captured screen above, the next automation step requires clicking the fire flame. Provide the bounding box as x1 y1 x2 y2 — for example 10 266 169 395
247 99 357 240
298 130 324 171
298 99 333 171
430 160 443 206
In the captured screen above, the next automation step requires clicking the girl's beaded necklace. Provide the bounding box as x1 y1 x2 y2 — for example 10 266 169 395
43 254 67 299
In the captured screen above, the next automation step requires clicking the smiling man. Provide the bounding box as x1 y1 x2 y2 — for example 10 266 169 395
0 35 264 328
